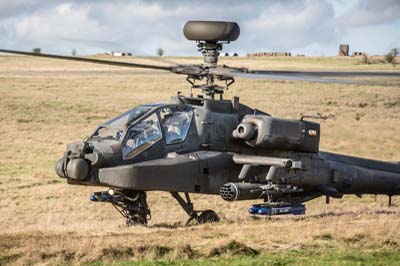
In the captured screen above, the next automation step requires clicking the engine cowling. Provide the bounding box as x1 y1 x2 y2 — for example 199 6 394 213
233 115 320 153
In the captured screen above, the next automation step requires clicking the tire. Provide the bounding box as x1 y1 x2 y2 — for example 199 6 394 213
197 210 219 224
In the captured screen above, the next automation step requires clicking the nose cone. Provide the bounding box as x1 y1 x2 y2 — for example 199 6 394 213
55 158 66 178
55 157 89 180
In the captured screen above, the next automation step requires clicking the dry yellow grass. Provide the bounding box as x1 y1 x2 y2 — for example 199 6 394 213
0 55 400 265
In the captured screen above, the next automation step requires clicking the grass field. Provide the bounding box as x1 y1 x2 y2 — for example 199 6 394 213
0 55 400 265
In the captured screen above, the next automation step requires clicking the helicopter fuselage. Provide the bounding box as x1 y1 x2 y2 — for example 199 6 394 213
56 95 400 202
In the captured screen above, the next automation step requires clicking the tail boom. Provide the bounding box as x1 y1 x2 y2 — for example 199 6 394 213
320 152 400 196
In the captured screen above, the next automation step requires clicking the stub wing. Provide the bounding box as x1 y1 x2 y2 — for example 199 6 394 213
98 151 235 193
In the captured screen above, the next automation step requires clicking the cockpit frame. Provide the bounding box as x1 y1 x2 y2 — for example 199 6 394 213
114 104 194 160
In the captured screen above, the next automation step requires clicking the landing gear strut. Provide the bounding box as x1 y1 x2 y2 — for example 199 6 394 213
90 190 151 226
171 192 219 225
91 190 218 226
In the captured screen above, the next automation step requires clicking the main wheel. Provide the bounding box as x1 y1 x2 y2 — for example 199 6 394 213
197 210 219 224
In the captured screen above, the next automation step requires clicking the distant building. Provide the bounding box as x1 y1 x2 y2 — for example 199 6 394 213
352 51 366 57
247 52 291 57
338 44 349 56
109 51 133 57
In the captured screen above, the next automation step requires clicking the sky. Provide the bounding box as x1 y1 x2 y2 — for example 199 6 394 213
0 0 399 56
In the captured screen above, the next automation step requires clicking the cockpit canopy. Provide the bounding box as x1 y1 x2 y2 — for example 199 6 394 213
91 105 155 140
90 104 194 160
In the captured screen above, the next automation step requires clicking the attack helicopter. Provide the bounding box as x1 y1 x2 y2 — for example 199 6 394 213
1 21 400 226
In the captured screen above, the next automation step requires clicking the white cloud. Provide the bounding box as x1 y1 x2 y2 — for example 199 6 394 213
337 0 400 27
8 3 105 54
243 1 339 51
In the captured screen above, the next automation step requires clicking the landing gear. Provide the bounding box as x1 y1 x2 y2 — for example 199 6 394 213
90 190 218 226
171 192 219 225
90 190 151 226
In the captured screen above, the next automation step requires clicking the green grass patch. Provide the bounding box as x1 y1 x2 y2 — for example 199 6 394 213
78 249 400 266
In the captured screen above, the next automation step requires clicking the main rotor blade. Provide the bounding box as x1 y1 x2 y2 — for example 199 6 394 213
0 49 173 71
229 71 363 84
252 70 400 77
228 69 400 84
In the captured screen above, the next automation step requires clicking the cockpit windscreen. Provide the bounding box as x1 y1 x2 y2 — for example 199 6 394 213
91 106 152 140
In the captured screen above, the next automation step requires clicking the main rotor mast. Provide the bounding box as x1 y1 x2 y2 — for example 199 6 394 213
183 21 240 99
